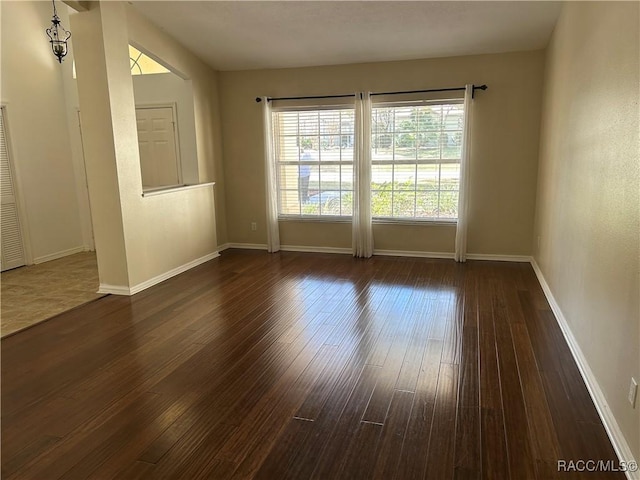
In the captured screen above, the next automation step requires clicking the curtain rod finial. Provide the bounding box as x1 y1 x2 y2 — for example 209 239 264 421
256 97 262 103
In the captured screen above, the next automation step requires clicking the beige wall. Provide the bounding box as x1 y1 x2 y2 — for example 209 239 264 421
71 2 221 289
534 1 639 459
0 1 85 262
219 51 545 254
126 5 227 246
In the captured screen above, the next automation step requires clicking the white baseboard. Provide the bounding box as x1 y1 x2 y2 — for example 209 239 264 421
221 243 268 251
33 246 86 264
220 243 351 255
466 253 532 262
374 248 454 259
128 251 220 295
216 243 231 252
97 284 130 295
220 244 531 263
281 245 352 255
98 251 220 296
530 258 638 480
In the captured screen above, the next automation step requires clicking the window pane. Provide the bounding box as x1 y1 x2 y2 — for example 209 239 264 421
279 165 299 191
372 134 393 161
439 191 459 218
321 192 342 216
394 133 416 159
341 165 354 192
280 190 300 215
307 164 319 198
393 190 415 217
417 164 438 190
319 135 341 161
277 112 299 135
416 191 439 218
441 164 460 190
129 45 170 75
372 164 393 186
442 131 462 159
372 190 392 217
299 111 318 135
279 137 301 162
417 105 441 131
341 191 353 216
299 136 317 153
394 106 414 132
394 164 416 191
418 145 440 160
302 201 320 215
340 111 355 133
273 108 353 217
340 164 353 215
442 105 464 130
372 108 394 134
319 164 340 190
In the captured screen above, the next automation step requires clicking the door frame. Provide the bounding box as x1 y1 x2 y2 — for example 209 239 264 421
0 104 33 266
135 102 183 186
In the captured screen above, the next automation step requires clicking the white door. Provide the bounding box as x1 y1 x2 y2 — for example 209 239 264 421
0 107 27 271
135 106 181 189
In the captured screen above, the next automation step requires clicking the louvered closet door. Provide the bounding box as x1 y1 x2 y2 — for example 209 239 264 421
1 108 26 271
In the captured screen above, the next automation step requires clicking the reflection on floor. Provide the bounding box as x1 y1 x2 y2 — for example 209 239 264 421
1 251 103 337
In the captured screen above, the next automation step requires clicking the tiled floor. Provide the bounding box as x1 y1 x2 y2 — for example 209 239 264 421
1 251 103 337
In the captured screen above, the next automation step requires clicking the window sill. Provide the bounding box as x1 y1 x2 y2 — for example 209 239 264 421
278 215 351 223
142 182 215 197
277 215 457 226
373 218 457 227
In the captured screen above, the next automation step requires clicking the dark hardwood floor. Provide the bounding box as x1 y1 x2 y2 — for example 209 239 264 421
1 249 622 479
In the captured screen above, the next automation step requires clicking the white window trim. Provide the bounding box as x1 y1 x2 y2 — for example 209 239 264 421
370 99 464 222
271 98 464 224
273 106 355 218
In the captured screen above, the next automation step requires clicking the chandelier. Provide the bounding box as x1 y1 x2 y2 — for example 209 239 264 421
45 0 71 63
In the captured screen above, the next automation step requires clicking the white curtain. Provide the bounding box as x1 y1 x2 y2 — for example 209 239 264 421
352 92 373 258
454 85 474 262
262 97 280 253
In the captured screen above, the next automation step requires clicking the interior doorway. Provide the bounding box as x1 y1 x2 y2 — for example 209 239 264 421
0 105 101 337
136 105 182 189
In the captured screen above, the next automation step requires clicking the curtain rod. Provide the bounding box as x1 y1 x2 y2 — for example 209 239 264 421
255 84 487 103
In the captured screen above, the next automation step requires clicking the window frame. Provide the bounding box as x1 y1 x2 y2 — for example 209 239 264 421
370 98 464 223
272 104 355 221
269 98 465 224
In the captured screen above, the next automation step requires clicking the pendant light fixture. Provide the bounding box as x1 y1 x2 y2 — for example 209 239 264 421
46 0 71 63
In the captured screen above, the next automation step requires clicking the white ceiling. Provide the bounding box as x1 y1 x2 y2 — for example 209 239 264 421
130 1 562 71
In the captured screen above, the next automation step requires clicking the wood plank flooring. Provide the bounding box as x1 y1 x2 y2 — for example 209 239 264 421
1 250 622 479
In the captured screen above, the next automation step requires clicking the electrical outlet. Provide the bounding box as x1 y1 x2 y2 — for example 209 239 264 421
250 222 257 231
629 378 638 408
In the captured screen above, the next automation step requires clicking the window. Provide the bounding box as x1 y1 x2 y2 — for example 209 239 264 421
371 101 464 220
273 108 354 217
129 45 170 75
270 100 465 221
72 45 170 79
